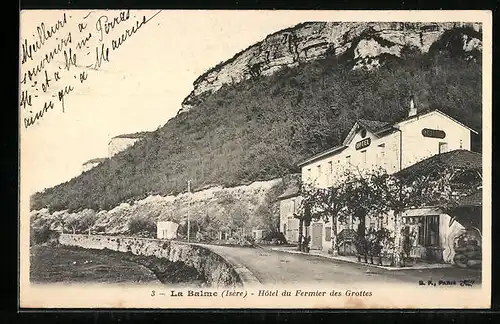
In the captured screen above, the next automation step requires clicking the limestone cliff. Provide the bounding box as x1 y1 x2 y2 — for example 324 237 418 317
180 22 482 113
30 178 288 235
108 132 152 157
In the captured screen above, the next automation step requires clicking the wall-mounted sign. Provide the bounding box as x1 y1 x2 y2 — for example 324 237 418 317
422 128 446 139
355 138 371 150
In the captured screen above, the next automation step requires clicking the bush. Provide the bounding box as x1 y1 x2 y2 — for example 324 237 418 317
30 30 482 214
93 225 107 234
30 225 59 246
128 217 156 235
245 235 255 245
262 231 288 244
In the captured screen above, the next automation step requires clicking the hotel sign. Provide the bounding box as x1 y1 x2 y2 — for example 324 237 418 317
355 138 371 150
421 128 446 139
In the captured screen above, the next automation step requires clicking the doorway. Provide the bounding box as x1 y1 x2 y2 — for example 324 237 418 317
404 215 441 262
311 223 323 250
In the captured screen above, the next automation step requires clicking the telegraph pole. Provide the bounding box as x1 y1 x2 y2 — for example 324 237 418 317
187 180 191 243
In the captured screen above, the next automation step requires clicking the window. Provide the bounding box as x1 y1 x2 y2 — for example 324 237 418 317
346 155 351 164
306 168 311 180
325 227 332 241
378 143 385 161
404 215 440 247
361 150 367 165
459 139 463 149
378 143 386 168
316 164 322 186
292 199 296 213
427 215 439 246
345 214 353 230
327 161 333 185
439 142 448 154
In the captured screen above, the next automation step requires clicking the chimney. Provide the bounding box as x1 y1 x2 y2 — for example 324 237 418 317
408 95 417 117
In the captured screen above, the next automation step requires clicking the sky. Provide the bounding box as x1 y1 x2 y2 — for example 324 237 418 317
19 10 325 195
19 10 490 196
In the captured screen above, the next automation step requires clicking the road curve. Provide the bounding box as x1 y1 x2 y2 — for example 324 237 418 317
196 244 481 287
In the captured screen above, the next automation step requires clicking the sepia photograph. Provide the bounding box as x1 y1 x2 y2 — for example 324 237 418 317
19 10 491 309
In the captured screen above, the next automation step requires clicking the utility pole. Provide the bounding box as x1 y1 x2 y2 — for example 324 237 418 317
187 180 191 243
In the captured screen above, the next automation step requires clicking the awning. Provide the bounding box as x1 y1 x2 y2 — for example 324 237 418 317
448 190 482 231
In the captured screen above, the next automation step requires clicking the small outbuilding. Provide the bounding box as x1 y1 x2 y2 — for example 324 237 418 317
252 229 266 241
157 221 179 240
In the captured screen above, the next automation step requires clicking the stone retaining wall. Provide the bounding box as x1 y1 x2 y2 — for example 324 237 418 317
58 234 242 288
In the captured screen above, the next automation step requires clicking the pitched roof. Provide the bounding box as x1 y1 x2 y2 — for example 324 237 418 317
395 149 482 179
297 109 478 168
342 118 391 147
357 119 390 132
277 185 300 200
397 109 478 134
112 131 152 139
297 144 347 167
276 176 300 201
83 157 107 165
299 118 391 167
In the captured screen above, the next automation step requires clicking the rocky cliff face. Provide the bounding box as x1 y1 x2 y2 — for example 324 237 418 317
31 178 285 234
180 22 482 113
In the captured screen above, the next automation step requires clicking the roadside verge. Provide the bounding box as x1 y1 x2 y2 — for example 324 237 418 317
270 246 454 271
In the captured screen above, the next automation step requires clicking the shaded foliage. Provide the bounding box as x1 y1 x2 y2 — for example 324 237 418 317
30 225 53 246
128 216 156 235
31 43 481 213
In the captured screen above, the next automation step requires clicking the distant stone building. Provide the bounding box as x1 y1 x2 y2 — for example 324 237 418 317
108 132 152 157
277 174 302 244
81 131 153 173
81 157 107 173
251 229 266 241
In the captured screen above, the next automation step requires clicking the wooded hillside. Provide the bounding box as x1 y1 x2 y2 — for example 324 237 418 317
31 42 482 213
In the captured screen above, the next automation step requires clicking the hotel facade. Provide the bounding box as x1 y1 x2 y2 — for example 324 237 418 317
278 102 481 264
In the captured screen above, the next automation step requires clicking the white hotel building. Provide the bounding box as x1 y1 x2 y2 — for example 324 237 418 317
279 102 480 263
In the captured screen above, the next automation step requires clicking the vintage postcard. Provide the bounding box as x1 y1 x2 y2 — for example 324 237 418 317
19 10 491 309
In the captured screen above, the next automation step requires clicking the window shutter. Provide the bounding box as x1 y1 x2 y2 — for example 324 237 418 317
325 227 332 241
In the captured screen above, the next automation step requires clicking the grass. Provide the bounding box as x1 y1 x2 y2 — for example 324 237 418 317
30 244 160 284
29 244 207 286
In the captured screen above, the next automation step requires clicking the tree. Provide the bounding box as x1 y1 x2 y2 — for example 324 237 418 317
296 162 475 265
294 183 315 252
65 214 80 234
80 210 98 236
52 213 66 234
297 181 350 255
30 44 482 215
128 216 156 235
339 162 479 266
387 161 481 266
334 167 390 262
